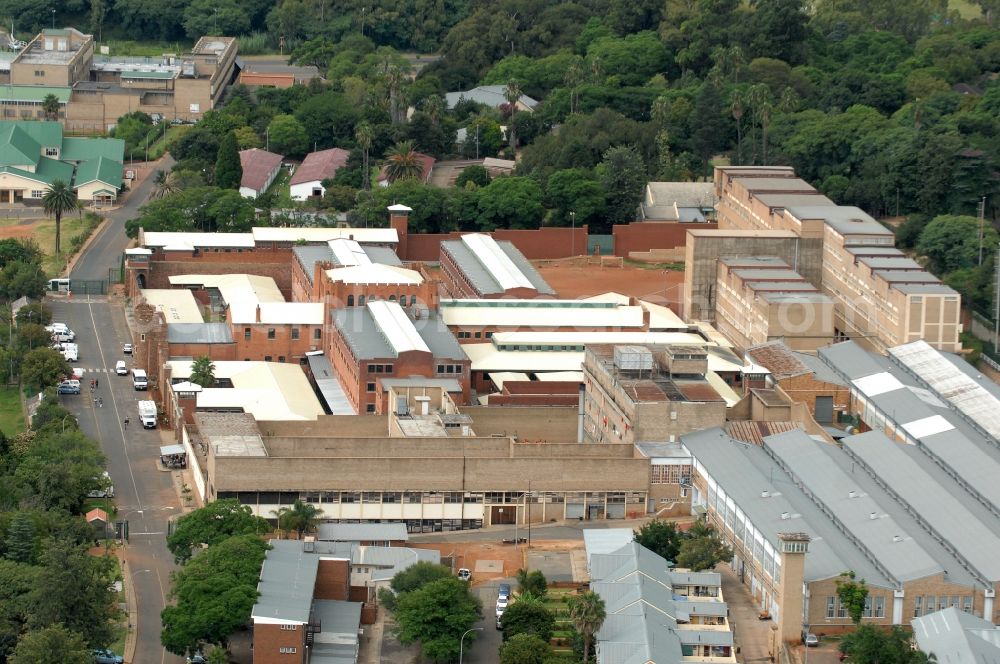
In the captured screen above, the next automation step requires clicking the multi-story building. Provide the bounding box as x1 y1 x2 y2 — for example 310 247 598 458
706 166 961 352
582 344 727 445
0 28 238 132
439 233 556 299
744 341 851 425
682 426 1000 640
329 300 470 413
714 257 834 352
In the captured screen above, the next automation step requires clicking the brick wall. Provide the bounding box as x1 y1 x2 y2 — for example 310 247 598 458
314 559 350 600
141 259 293 296
613 221 718 258
252 622 305 664
230 320 324 363
401 227 589 261
775 374 851 422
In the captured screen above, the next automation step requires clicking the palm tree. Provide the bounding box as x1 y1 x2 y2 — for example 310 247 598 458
41 94 61 121
503 79 522 151
150 170 181 199
274 500 323 539
730 91 745 166
189 355 215 388
747 84 773 164
421 95 445 125
383 140 424 184
41 180 79 257
568 591 606 664
355 122 374 191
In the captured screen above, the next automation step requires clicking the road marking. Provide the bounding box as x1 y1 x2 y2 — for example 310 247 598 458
129 532 166 536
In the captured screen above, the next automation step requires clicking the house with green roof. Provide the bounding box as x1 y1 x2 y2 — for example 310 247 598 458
0 120 122 205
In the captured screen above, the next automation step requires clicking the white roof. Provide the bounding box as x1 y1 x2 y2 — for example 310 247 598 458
852 371 905 396
490 331 710 345
706 371 741 407
329 238 372 267
462 343 584 372
125 247 153 255
535 371 584 382
438 300 645 328
639 300 687 330
140 289 204 323
325 264 423 285
142 231 256 249
252 227 397 244
461 234 533 290
901 415 955 439
584 292 632 304
167 361 324 420
229 302 324 325
368 300 430 354
489 372 530 389
168 274 285 305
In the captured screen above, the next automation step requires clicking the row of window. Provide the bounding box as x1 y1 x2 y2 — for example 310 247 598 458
650 464 692 485
217 490 643 506
825 596 886 620
244 327 320 340
913 595 973 618
456 331 493 339
436 364 463 374
345 294 418 307
367 364 393 374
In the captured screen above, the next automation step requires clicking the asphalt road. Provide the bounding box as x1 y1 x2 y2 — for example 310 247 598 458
71 155 174 281
463 579 507 664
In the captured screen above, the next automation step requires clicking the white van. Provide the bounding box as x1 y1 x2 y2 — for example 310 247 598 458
47 278 70 292
132 368 148 390
115 361 128 375
61 344 79 362
45 323 69 334
52 330 76 342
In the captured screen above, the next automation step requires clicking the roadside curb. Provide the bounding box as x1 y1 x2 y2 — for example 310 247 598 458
62 213 111 277
122 555 139 664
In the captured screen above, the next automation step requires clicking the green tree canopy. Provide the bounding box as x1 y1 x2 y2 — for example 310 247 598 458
500 633 552 664
161 535 270 656
917 214 998 275
596 145 646 231
11 429 106 513
676 521 734 572
21 348 71 394
167 499 269 564
476 176 545 230
394 577 481 663
189 356 217 389
9 624 92 664
389 561 453 595
841 624 935 664
515 568 548 597
836 572 870 626
633 520 684 564
568 590 606 664
41 181 80 258
266 114 310 157
274 500 323 539
455 165 490 189
501 595 555 643
214 131 243 191
545 168 606 228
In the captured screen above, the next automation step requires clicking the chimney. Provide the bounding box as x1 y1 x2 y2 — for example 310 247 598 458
776 533 810 644
255 304 261 323
388 204 412 260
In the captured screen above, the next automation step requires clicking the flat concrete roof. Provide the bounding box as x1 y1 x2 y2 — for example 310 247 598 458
140 288 204 323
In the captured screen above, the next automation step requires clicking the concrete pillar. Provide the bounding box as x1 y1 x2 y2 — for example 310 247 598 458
893 589 905 624
776 532 810 644
985 588 995 620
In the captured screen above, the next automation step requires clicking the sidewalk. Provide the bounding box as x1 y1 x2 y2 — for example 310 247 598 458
718 564 775 664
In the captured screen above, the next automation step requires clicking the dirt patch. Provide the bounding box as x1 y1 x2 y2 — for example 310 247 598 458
0 218 42 238
534 257 686 310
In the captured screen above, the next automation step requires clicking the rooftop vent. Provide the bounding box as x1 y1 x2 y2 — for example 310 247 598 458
892 535 903 543
869 512 877 520
848 491 857 499
761 490 770 498
780 512 790 520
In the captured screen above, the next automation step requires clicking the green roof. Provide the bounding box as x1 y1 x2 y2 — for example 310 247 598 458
0 120 63 149
0 125 40 167
0 86 71 104
120 70 176 80
61 137 124 162
74 156 121 189
35 157 74 185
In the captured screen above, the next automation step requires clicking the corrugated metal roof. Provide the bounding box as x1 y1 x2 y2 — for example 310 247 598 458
251 539 320 624
252 226 397 244
143 231 256 249
334 305 464 361
290 148 350 186
913 607 1000 664
318 523 408 542
306 353 356 415
141 288 204 323
239 148 283 193
441 236 555 296
439 298 645 329
724 421 801 446
325 263 423 285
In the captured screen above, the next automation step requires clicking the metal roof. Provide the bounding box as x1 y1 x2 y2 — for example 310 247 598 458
166 323 233 344
441 234 555 296
324 263 423 285
142 231 256 249
764 430 944 584
368 300 430 354
329 238 372 267
306 353 356 415
317 522 408 542
140 288 204 323
251 227 397 245
309 600 362 664
843 430 1000 583
239 148 283 193
290 148 350 186
913 607 1000 664
438 298 646 329
251 539 321 624
786 205 893 237
333 304 464 361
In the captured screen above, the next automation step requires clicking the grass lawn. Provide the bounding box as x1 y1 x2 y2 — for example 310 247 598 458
97 39 193 57
0 213 95 276
0 386 24 436
147 125 191 161
950 0 983 19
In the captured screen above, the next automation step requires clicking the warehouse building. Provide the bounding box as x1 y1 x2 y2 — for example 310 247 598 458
439 233 555 298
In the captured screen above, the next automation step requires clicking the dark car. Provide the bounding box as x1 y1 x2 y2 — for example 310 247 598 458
498 583 511 600
93 649 124 664
802 631 819 647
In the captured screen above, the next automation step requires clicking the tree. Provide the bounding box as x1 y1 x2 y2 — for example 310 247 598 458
274 500 323 539
150 170 181 200
676 521 733 572
41 94 61 121
841 624 933 664
15 303 51 326
596 145 646 231
836 572 869 625
41 181 79 257
27 538 117 649
568 591 606 664
167 499 269 564
189 356 216 388
394 577 481 663
390 561 453 595
501 595 555 643
503 79 522 150
161 535 269 656
0 559 38 659
21 348 70 393
9 624 92 664
266 115 309 157
455 165 490 189
4 512 36 564
500 633 551 664
214 131 243 191
477 177 545 230
11 429 106 512
515 568 548 597
382 140 425 184
917 214 997 275
634 520 684 563
355 122 374 191
545 168 606 227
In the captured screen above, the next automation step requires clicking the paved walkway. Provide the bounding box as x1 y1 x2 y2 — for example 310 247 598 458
718 564 775 664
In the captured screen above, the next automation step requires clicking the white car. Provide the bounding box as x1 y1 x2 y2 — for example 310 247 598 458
115 361 128 375
457 568 471 582
496 596 509 617
123 343 133 354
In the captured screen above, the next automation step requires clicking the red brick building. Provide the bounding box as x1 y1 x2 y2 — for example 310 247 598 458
440 233 556 299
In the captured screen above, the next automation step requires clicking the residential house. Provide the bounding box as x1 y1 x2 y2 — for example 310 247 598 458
239 148 283 198
290 148 350 201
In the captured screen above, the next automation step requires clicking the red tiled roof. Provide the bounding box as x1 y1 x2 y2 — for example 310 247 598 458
239 148 283 193
85 507 109 523
725 420 802 446
377 152 436 185
238 72 295 88
290 148 350 186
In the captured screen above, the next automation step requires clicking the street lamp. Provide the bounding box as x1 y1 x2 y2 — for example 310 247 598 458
50 9 55 29
570 211 576 257
459 627 482 664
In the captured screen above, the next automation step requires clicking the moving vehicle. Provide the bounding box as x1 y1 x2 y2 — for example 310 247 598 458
457 568 471 582
115 360 128 375
132 368 148 390
123 342 133 354
57 379 81 394
93 648 124 664
138 401 157 428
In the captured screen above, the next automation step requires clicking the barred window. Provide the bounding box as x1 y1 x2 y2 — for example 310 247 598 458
650 465 688 484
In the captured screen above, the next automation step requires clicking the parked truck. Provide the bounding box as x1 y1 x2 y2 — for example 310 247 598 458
138 401 157 429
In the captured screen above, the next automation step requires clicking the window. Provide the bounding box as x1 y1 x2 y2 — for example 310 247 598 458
264 355 272 361
474 331 481 338
244 327 251 340
278 356 285 363
963 597 973 613
383 492 400 503
399 296 407 306
347 295 354 306
485 331 493 338
268 328 276 339
367 382 376 392
385 365 392 374
914 596 923 618
389 295 396 302
279 647 297 653
30 190 44 199
366 404 375 413
314 329 321 340
44 147 58 156
34 70 44 76
341 492 359 503
358 295 365 306
279 625 297 631
291 328 300 340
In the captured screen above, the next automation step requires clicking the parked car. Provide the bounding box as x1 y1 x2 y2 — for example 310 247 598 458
57 380 81 395
186 654 206 664
498 583 511 600
116 360 128 375
457 568 471 582
496 596 509 616
802 631 819 647
93 648 124 664
122 343 133 354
